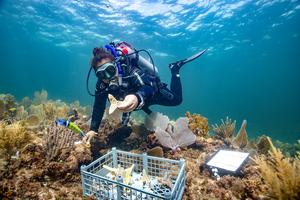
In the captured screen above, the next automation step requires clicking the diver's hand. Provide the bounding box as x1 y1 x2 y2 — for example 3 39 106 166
82 130 97 144
117 94 138 112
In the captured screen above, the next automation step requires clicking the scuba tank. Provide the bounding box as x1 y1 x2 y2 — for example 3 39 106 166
115 41 159 77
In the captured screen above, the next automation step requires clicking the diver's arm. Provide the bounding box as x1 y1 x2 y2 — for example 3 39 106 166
90 81 108 132
135 85 155 109
131 68 156 109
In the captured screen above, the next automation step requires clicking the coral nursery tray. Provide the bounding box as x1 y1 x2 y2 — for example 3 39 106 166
81 147 185 200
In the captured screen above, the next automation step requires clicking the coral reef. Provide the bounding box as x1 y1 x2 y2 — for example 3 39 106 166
0 99 5 119
0 123 92 199
70 100 92 117
21 96 31 109
0 121 32 158
255 138 300 200
166 139 267 200
185 111 209 137
15 105 28 120
0 90 92 130
28 104 47 123
212 116 236 139
0 91 298 200
0 91 95 199
274 139 300 157
0 94 17 121
25 114 40 127
33 89 48 105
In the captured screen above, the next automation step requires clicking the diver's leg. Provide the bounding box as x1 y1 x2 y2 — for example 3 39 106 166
145 70 183 108
170 73 182 105
151 73 182 107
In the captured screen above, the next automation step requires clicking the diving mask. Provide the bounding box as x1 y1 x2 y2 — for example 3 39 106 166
95 62 117 80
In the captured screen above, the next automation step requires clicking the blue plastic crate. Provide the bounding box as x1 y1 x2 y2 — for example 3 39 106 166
81 147 185 200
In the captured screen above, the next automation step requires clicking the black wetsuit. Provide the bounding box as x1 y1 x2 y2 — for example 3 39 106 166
90 66 182 132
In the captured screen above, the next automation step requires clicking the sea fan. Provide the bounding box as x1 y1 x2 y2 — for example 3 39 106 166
144 112 170 132
154 117 196 151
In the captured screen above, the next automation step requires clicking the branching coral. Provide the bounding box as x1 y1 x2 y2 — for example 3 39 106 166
185 112 209 137
25 114 40 127
0 94 17 120
42 101 56 120
0 99 5 119
212 116 236 139
53 102 69 119
21 96 32 109
28 104 46 122
0 121 32 158
41 100 70 121
15 106 28 120
255 138 300 200
33 89 48 105
274 140 300 157
3 94 16 112
43 125 79 161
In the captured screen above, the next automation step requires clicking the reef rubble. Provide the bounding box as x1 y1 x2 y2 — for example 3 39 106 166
0 91 299 200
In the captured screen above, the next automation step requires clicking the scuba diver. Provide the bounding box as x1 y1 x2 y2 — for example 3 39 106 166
83 41 206 143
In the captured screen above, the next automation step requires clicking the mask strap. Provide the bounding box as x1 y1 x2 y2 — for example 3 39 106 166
104 44 123 85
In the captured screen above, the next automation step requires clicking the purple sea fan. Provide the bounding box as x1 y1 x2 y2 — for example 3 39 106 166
154 117 196 152
144 112 170 132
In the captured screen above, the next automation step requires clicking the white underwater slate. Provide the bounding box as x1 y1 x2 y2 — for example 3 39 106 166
206 150 249 172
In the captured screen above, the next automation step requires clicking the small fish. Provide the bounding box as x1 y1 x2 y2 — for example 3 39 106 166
108 94 121 114
9 107 16 112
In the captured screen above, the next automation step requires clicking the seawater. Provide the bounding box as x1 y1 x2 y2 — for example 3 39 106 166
0 0 299 142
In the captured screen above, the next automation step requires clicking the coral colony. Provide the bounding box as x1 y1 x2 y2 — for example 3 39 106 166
0 90 300 199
